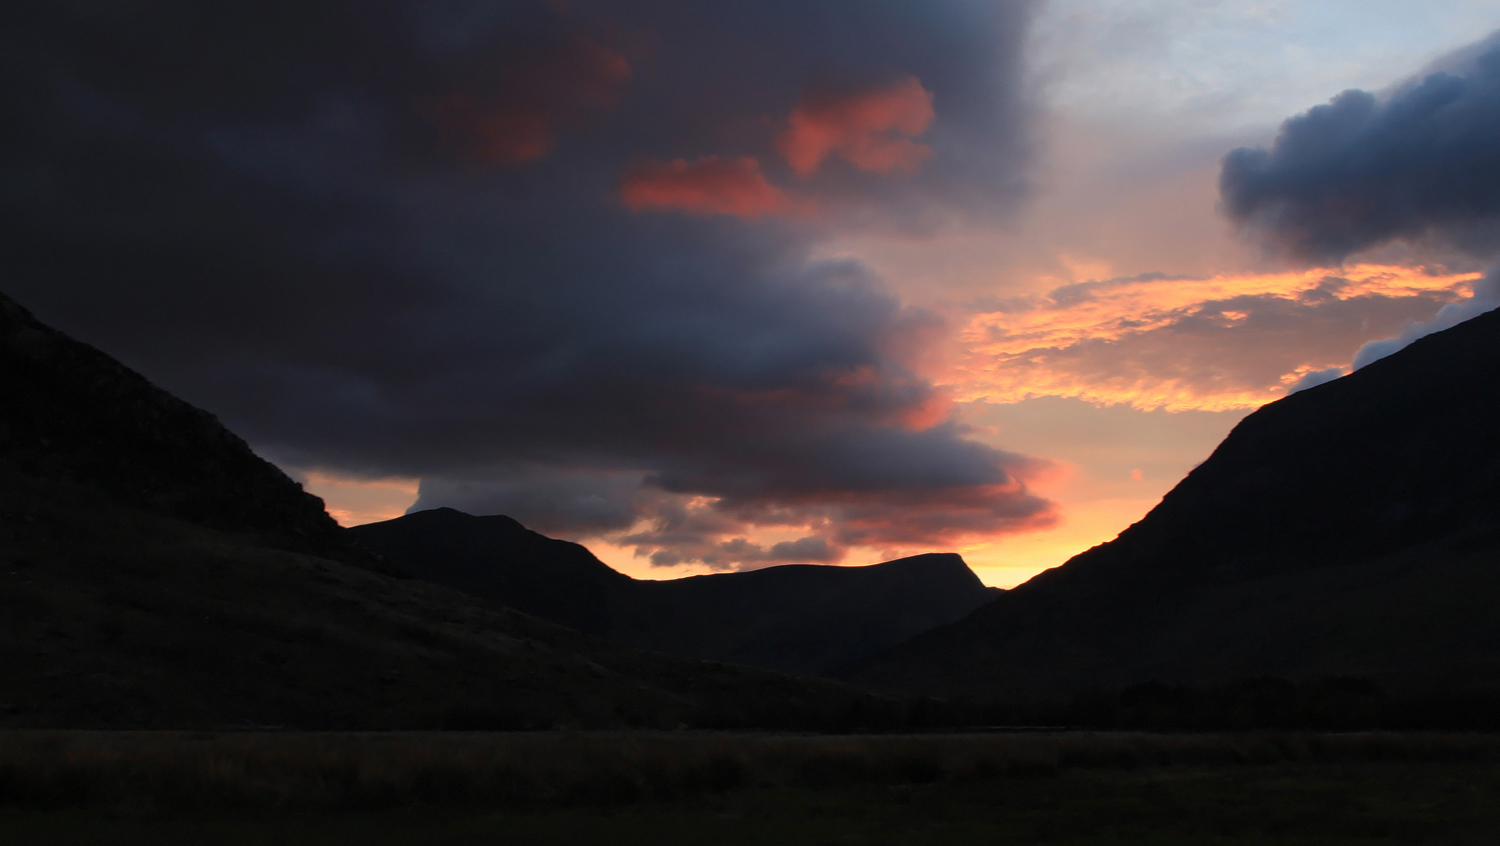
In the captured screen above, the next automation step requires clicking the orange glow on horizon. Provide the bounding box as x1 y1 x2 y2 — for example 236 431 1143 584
301 472 419 527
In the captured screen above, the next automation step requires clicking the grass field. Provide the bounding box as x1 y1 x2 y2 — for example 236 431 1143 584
3 730 1500 843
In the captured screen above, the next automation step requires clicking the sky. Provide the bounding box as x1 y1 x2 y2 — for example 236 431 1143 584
4 1 1499 586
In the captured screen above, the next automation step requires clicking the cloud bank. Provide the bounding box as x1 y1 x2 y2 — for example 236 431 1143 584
1220 33 1500 264
0 0 1047 568
955 265 1478 411
1220 32 1500 383
1353 267 1500 368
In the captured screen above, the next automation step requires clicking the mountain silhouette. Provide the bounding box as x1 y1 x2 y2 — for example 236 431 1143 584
0 290 910 730
346 509 632 637
1 292 369 567
835 305 1500 698
350 507 998 675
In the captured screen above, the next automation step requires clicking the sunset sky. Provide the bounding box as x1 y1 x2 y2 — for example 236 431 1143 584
6 1 1500 586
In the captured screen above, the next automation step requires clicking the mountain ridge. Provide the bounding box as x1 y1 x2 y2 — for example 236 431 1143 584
0 288 915 730
0 291 376 568
833 304 1500 697
350 508 999 675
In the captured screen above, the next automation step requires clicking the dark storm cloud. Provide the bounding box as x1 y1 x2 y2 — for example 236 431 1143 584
1220 33 1500 263
0 0 1048 567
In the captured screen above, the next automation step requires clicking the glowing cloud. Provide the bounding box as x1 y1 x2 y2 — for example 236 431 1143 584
620 156 797 218
778 77 935 177
954 265 1482 412
618 467 1060 572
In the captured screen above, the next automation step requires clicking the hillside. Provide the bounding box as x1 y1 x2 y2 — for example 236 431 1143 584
351 508 999 675
834 305 1500 698
0 290 908 730
0 291 370 568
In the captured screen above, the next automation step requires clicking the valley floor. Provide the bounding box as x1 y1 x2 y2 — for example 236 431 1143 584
5 730 1500 843
5 759 1500 845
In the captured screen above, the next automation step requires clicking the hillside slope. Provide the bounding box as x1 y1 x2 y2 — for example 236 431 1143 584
0 290 906 730
834 306 1500 698
621 553 997 675
350 509 998 675
0 292 368 567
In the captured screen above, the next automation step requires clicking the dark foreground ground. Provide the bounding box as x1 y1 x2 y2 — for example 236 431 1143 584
4 730 1500 844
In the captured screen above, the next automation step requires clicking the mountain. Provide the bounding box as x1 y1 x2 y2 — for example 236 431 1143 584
0 291 371 568
350 508 999 675
344 509 632 637
621 551 997 675
834 305 1500 699
0 290 908 730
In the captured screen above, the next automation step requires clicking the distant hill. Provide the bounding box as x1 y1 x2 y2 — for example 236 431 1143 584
834 305 1500 699
621 551 998 675
344 509 632 638
0 289 910 730
350 508 999 675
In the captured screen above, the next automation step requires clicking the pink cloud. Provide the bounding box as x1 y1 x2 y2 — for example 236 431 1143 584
620 155 798 218
777 76 935 177
619 476 1059 571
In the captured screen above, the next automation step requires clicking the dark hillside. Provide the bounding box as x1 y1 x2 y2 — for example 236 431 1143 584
620 554 998 675
0 465 903 730
346 508 630 637
0 291 361 566
351 512 998 675
0 289 908 730
835 305 1500 697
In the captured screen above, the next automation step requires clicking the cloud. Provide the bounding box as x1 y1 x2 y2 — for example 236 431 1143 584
0 0 1046 569
1353 266 1500 369
1220 33 1500 263
633 528 845 570
411 466 649 537
425 30 632 164
620 156 796 218
616 454 1059 570
955 265 1479 411
778 77 935 177
1287 367 1345 394
427 94 556 163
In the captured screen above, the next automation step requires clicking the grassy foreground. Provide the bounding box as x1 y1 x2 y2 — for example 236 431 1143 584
3 730 1500 844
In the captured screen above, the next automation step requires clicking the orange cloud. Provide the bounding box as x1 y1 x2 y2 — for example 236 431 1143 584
620 156 798 218
953 264 1482 412
778 76 935 177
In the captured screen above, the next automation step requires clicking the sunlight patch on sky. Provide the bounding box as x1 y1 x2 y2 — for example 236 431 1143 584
967 496 1163 588
952 265 1481 411
300 471 419 528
